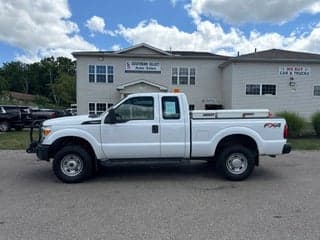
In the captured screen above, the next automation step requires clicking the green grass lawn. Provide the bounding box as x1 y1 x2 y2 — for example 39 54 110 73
288 137 320 150
1 130 320 151
0 130 34 150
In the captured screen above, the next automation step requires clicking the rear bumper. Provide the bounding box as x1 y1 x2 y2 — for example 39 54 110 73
282 143 291 154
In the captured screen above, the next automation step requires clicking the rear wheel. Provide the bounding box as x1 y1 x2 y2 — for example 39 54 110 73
0 121 10 132
216 145 255 181
53 145 93 183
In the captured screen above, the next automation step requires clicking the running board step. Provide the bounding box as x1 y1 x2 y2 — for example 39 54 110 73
99 158 189 167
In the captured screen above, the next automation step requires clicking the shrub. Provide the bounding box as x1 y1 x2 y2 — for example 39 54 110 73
276 111 306 138
311 112 320 136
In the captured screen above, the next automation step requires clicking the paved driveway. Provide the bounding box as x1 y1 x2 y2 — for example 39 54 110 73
0 150 319 240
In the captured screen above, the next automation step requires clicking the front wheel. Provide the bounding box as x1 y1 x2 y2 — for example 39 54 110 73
53 145 93 183
0 121 10 132
216 145 255 181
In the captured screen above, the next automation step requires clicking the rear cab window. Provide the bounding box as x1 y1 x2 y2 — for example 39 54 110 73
162 96 180 119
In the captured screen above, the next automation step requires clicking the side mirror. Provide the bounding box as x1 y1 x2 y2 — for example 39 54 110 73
104 108 116 124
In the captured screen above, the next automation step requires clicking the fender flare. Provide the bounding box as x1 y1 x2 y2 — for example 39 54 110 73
44 128 104 159
210 126 264 156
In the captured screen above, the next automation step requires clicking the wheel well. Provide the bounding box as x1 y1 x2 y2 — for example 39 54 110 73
215 134 259 165
49 137 96 161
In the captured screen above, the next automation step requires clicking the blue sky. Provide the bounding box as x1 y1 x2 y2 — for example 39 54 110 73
0 0 320 64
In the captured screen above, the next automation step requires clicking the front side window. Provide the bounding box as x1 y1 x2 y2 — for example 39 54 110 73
162 96 180 119
114 97 154 121
262 84 276 95
314 86 320 96
246 84 260 95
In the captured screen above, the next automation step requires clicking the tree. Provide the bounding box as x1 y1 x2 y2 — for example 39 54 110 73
51 73 76 106
0 75 9 95
1 61 28 93
0 56 77 106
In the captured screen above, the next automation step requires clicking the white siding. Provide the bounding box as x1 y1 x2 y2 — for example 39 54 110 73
76 55 224 114
230 62 320 119
221 65 233 108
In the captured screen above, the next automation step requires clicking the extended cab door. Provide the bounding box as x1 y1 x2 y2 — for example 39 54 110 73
101 95 161 159
160 96 187 158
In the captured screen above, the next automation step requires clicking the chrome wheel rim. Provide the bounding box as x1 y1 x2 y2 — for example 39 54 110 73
60 154 83 177
226 153 248 175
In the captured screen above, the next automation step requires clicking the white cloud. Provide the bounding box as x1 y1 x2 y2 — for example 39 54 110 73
111 44 121 51
170 0 184 7
188 0 320 24
0 0 97 62
117 19 320 56
85 16 106 35
85 16 115 37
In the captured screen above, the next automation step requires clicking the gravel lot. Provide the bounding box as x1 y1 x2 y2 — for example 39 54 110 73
0 150 320 240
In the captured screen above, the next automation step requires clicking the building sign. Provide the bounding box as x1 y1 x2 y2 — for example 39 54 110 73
126 61 161 73
279 66 311 76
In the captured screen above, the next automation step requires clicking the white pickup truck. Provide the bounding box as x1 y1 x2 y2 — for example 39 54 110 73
27 92 291 183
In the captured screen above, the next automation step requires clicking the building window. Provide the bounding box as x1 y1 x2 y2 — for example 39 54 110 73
172 67 178 85
108 66 114 83
96 65 106 83
314 86 320 96
246 84 260 95
179 67 188 85
89 103 95 115
89 65 95 82
88 103 110 115
89 65 114 83
108 103 114 108
190 68 196 85
262 84 276 95
172 67 196 85
246 84 276 96
96 103 106 115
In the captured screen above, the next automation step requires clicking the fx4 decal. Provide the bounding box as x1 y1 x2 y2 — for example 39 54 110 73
264 123 281 128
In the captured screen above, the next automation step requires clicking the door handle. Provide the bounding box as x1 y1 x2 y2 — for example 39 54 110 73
152 125 159 134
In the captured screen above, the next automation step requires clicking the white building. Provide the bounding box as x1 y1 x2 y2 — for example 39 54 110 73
73 43 320 119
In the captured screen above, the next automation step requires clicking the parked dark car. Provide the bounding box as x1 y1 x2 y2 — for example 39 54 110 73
0 105 32 132
28 108 70 127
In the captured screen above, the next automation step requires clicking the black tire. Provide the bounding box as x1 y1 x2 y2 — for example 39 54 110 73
53 145 93 183
216 145 255 181
0 121 10 132
14 126 23 131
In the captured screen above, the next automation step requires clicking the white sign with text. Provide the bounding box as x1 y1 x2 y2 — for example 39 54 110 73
279 66 311 76
126 61 161 72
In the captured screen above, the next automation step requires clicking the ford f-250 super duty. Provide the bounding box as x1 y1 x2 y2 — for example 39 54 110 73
27 92 291 183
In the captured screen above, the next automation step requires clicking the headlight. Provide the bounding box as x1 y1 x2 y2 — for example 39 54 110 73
42 127 52 137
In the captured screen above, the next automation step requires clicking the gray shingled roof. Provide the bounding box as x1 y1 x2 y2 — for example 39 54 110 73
169 51 228 59
237 49 320 60
219 49 320 68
